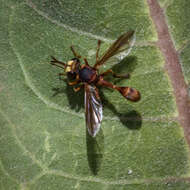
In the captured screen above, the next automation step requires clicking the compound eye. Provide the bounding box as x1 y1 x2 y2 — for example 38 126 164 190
72 58 80 63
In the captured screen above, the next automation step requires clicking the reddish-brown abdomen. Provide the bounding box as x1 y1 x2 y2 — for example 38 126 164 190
117 87 141 102
97 77 140 102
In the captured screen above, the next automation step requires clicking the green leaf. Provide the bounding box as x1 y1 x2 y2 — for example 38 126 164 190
165 0 190 86
0 0 190 189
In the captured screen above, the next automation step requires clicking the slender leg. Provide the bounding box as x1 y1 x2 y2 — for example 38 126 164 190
70 46 81 58
68 80 80 86
84 58 89 66
96 40 102 62
58 73 66 80
73 84 84 92
100 69 113 76
100 69 130 79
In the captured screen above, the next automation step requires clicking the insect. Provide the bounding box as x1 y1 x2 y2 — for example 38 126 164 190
50 31 140 137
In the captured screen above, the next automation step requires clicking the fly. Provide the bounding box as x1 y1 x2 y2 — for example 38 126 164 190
50 30 140 137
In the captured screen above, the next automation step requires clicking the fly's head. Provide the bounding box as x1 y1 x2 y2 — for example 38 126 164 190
65 58 81 80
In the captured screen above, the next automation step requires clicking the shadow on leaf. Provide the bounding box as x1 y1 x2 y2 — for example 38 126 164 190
98 55 142 130
112 56 137 73
99 90 142 130
65 83 84 112
52 79 84 112
51 55 141 173
86 128 104 175
103 56 137 83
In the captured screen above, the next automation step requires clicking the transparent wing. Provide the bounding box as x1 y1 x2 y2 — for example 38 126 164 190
94 30 136 69
85 84 103 137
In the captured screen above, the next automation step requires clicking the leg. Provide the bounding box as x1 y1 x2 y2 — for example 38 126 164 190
70 46 81 58
100 69 130 79
96 40 102 62
73 84 84 92
83 58 89 66
58 73 66 80
68 80 80 86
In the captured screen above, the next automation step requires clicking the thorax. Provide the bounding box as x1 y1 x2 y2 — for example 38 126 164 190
79 66 98 83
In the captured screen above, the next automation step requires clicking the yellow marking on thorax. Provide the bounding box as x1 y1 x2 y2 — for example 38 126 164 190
67 60 73 65
65 60 74 72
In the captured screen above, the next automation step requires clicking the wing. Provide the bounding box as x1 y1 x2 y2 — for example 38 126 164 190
84 84 103 137
94 30 135 69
